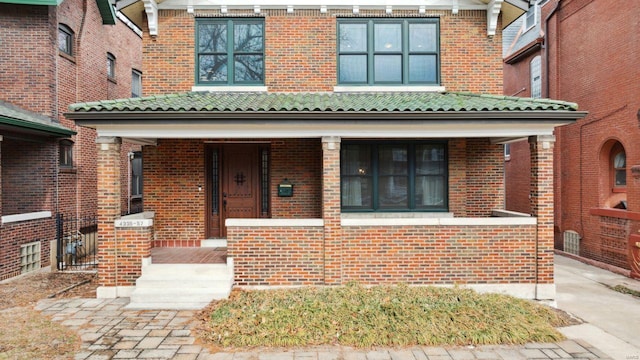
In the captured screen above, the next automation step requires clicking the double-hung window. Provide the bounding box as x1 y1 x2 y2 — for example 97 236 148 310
338 18 440 85
196 18 264 85
341 141 447 212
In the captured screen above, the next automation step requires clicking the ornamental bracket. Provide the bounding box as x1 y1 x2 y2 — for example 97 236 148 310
142 0 158 36
487 0 503 36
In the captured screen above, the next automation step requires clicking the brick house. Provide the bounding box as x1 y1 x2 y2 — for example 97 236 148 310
65 0 587 309
0 1 142 280
503 0 640 278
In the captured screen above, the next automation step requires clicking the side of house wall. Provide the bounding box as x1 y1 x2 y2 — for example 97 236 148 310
550 0 639 269
0 3 142 280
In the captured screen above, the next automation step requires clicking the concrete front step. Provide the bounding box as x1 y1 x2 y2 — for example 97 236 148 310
125 261 234 310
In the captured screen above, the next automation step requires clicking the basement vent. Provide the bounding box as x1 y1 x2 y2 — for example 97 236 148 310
563 230 581 256
20 241 41 274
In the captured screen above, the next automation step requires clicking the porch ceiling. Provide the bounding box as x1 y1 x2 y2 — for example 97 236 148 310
66 91 587 144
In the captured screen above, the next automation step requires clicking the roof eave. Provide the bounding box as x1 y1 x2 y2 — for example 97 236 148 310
0 116 76 137
67 110 587 123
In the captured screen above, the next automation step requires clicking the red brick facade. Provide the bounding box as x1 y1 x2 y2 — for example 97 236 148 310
503 0 640 274
92 5 559 298
143 9 502 95
0 3 142 280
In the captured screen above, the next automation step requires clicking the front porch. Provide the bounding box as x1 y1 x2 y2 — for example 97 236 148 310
67 91 587 309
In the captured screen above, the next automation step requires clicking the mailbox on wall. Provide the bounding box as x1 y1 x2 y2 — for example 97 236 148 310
278 179 293 197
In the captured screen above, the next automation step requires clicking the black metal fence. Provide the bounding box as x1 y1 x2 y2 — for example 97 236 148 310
56 213 98 271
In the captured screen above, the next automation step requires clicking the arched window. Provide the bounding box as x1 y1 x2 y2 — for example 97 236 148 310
107 52 116 80
612 143 626 188
59 139 74 167
58 24 74 56
530 56 542 99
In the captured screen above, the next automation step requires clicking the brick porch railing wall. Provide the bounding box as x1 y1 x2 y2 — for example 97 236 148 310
227 224 324 286
341 224 537 284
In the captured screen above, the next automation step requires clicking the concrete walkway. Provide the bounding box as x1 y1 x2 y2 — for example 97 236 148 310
555 254 640 360
34 254 640 360
34 296 612 360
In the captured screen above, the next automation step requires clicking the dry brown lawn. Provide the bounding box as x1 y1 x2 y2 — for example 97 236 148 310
0 270 98 360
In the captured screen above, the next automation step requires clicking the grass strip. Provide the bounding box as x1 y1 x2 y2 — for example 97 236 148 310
201 283 570 348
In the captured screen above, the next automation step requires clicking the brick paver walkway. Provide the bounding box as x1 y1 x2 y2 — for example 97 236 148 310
36 298 612 360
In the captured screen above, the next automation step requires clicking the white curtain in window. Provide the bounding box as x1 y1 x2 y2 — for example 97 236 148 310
343 178 362 206
419 177 443 206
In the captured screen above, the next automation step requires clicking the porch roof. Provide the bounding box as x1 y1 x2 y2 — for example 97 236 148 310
0 100 76 138
66 91 586 144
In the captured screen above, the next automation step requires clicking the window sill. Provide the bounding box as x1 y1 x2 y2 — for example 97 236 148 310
2 211 52 225
590 207 640 221
192 85 268 93
59 167 77 174
333 85 446 93
108 77 117 84
59 51 76 64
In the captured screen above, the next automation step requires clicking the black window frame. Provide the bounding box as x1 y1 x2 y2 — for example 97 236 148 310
132 69 142 97
107 52 116 80
337 18 440 86
130 151 143 198
58 24 74 57
341 140 448 212
195 18 265 86
59 139 74 168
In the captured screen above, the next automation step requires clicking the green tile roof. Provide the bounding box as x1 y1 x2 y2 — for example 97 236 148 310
68 91 579 114
0 100 75 137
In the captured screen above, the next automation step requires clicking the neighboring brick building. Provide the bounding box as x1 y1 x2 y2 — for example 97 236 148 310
0 1 142 280
503 0 640 278
66 0 587 308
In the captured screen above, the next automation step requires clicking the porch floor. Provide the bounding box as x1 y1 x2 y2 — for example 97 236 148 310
150 247 227 264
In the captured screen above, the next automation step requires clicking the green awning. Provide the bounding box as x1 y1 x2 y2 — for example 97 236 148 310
96 0 116 25
0 0 63 5
0 101 75 138
0 0 116 25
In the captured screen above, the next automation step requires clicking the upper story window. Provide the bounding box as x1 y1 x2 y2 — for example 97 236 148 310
530 56 542 98
107 53 116 80
196 18 265 85
523 4 538 32
58 24 74 56
59 139 73 167
341 141 447 212
338 18 440 86
132 69 142 97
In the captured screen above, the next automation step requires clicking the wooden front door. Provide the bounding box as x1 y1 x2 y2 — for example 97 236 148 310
207 144 261 238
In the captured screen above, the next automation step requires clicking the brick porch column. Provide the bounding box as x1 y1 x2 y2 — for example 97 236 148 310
0 135 3 217
96 136 122 292
322 136 342 284
529 135 555 299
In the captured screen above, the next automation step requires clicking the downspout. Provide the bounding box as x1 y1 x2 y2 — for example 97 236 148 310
543 0 561 99
53 6 60 215
75 0 89 220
